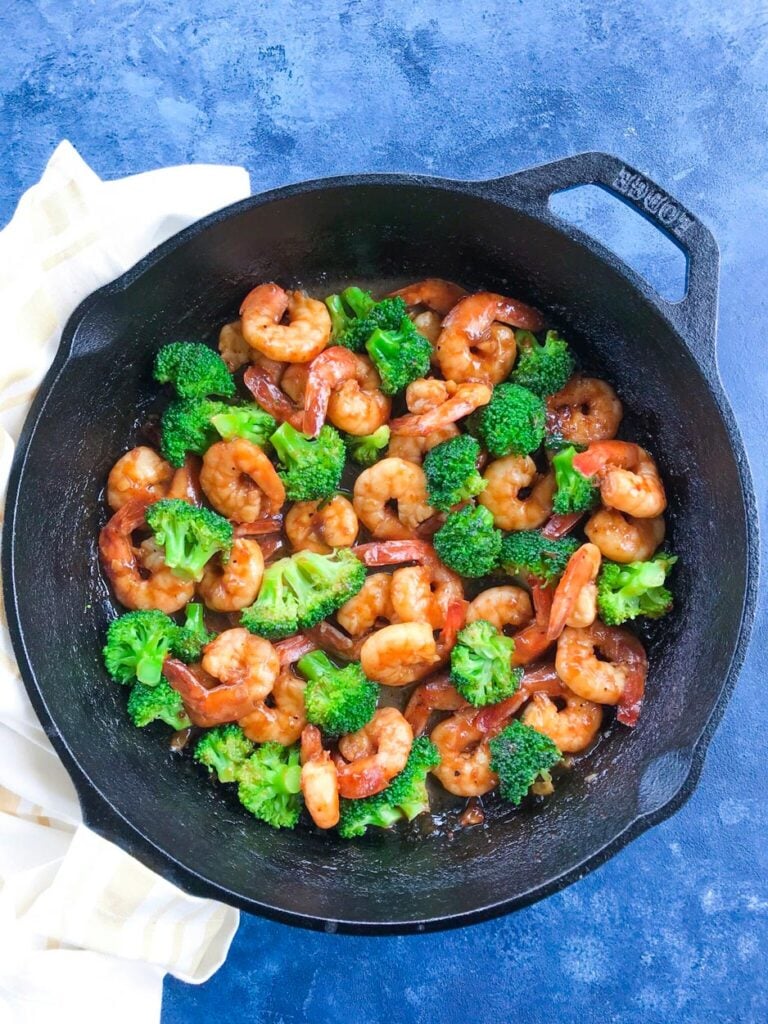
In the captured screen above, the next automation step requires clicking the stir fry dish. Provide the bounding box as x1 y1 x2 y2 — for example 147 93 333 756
99 278 676 836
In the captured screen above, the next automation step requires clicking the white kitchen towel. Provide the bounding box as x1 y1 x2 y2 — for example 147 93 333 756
0 141 250 1024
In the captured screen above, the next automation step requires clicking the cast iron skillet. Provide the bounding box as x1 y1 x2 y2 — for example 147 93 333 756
2 152 758 933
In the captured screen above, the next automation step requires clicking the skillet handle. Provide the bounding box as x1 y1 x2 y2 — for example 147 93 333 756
484 152 719 366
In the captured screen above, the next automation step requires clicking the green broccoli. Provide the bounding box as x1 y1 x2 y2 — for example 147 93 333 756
510 330 574 397
103 610 177 686
160 397 230 467
127 679 191 730
210 404 276 450
270 421 345 501
551 445 598 515
241 548 365 639
236 743 303 829
337 737 440 838
488 719 561 805
433 504 502 577
296 650 378 735
194 725 255 782
324 287 407 352
597 553 677 625
171 603 216 663
423 434 487 511
145 499 233 582
344 426 391 467
365 319 432 395
154 341 235 400
471 382 546 457
450 619 522 706
498 530 579 585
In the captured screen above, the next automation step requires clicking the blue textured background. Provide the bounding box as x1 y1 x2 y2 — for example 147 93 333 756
2 2 766 1021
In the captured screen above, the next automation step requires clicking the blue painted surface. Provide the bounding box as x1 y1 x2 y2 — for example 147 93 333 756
2 1 766 1021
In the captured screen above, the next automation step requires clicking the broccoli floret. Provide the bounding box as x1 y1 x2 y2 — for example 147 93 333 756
597 553 677 625
423 434 487 511
433 504 502 577
127 679 191 730
488 719 561 805
171 603 216 663
344 426 391 467
510 330 574 397
154 342 235 400
450 620 522 706
103 610 177 686
270 421 345 501
325 288 407 352
236 743 303 829
242 548 365 639
160 397 230 467
146 499 233 581
551 445 598 515
210 404 276 450
365 318 432 395
296 650 378 735
337 737 440 838
472 382 546 457
194 725 255 782
498 530 579 585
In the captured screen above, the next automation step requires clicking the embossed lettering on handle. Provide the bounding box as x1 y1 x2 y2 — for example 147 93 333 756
610 166 696 239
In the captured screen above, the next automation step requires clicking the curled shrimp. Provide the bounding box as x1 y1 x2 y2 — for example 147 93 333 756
546 377 623 445
573 442 666 518
163 629 280 727
547 543 602 641
389 381 491 436
387 425 460 465
107 446 174 511
243 363 304 429
466 585 533 634
387 380 460 462
99 501 194 613
336 573 397 636
336 707 413 799
360 621 440 686
430 710 497 797
285 495 358 554
585 508 665 563
302 347 390 437
240 283 330 363
478 455 555 531
556 623 648 725
300 725 340 829
239 668 307 746
404 673 468 736
435 291 544 384
521 687 603 753
200 438 286 522
353 457 434 539
390 278 468 315
197 537 264 612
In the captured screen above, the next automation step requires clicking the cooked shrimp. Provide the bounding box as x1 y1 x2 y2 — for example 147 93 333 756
466 585 533 633
390 561 464 630
302 348 390 437
547 543 602 641
390 278 467 315
107 447 174 511
478 455 555 531
163 629 279 727
412 310 443 347
200 438 286 522
566 582 598 629
556 623 648 725
473 664 565 735
404 673 468 736
585 508 665 563
430 710 497 797
336 707 413 798
284 495 358 555
360 621 440 686
387 425 460 465
239 669 306 745
240 283 330 363
404 377 452 413
273 633 316 667
242 363 304 429
389 381 491 436
521 688 602 753
99 501 194 613
353 457 434 539
336 573 396 636
546 377 623 445
573 442 666 518
305 620 366 661
218 319 251 373
300 725 340 828
435 291 543 384
197 537 264 612
165 455 203 505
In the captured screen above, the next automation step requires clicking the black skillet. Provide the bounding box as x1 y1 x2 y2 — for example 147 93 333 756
2 152 758 933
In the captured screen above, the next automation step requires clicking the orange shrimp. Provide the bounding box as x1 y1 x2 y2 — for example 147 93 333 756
335 707 413 798
240 283 330 363
404 673 468 736
302 347 390 437
389 278 468 315
546 543 602 641
389 382 492 436
300 725 340 828
243 364 304 429
573 442 666 518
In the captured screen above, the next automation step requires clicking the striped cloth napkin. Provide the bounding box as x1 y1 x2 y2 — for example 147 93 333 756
0 142 248 1023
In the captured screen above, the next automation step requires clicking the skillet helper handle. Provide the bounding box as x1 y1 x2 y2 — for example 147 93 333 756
488 152 719 367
